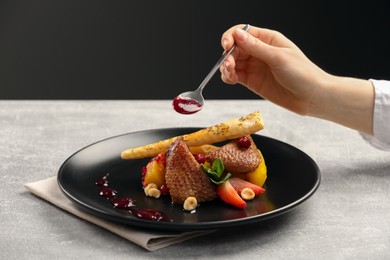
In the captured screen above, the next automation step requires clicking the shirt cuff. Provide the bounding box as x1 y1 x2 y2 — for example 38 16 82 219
360 79 390 151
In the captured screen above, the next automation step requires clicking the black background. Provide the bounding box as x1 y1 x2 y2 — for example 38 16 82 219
1 0 389 99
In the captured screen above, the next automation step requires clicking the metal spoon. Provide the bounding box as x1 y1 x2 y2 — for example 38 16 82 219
172 24 251 114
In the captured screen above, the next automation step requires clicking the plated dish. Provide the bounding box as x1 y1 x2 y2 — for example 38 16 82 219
57 128 320 231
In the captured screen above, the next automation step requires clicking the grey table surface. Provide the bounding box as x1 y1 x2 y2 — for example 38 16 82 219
1 100 389 259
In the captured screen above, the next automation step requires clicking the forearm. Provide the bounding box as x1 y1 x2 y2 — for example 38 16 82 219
308 75 375 135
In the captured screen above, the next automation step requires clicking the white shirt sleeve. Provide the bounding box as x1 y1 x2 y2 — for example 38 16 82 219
360 79 390 151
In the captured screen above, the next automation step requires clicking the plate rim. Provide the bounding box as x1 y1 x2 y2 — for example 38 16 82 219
57 127 321 231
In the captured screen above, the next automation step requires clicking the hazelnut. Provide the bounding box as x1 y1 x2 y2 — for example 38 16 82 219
147 187 161 198
144 183 157 196
241 188 255 200
183 197 198 211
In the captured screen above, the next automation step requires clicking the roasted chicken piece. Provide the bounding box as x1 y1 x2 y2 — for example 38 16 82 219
165 137 217 204
207 135 261 174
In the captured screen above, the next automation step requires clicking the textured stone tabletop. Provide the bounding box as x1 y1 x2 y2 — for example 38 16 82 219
1 100 389 259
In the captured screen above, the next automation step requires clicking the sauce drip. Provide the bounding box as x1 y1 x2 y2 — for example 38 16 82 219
172 95 202 114
129 208 171 222
96 174 172 222
110 197 135 209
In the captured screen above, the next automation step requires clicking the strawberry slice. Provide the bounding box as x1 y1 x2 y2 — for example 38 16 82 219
229 177 265 195
216 180 246 208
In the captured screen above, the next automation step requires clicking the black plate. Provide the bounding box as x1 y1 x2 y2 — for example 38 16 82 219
58 128 320 231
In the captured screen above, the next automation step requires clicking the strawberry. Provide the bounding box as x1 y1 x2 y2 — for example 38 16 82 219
229 177 265 195
216 180 246 208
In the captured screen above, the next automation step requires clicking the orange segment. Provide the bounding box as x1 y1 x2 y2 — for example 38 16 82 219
143 153 166 188
246 149 267 187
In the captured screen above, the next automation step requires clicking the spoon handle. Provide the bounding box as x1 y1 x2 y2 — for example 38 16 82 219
197 24 250 91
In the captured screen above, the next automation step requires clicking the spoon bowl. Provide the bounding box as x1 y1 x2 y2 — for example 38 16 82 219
172 91 204 115
173 24 250 114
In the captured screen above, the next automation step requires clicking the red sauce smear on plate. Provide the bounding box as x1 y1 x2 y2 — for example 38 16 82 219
95 174 172 222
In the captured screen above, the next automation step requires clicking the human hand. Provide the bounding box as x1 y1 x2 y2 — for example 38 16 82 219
220 24 331 115
220 24 374 134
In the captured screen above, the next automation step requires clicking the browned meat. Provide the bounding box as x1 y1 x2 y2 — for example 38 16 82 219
165 137 217 204
207 135 261 174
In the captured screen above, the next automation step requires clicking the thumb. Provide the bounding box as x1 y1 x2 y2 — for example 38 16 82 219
233 28 275 62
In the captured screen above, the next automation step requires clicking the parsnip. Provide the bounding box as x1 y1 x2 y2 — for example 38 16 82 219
120 111 264 160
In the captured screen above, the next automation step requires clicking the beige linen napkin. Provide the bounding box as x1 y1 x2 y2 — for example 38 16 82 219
24 176 215 251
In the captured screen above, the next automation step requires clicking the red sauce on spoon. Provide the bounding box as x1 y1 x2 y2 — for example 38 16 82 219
172 95 202 115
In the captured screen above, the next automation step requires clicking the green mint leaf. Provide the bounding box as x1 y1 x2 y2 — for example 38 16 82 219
206 169 220 180
212 158 225 176
201 159 231 185
210 173 232 185
201 164 217 180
